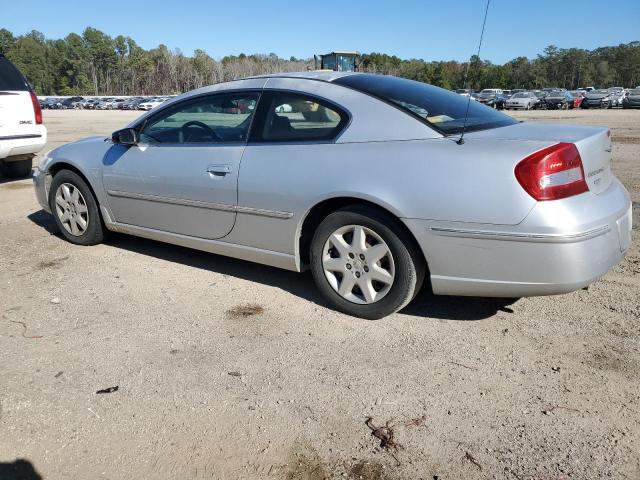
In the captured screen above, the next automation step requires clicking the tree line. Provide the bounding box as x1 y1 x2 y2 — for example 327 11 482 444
1 28 638 96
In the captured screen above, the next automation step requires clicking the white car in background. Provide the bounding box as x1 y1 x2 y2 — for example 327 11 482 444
139 97 168 110
454 88 476 100
505 91 539 110
0 54 47 178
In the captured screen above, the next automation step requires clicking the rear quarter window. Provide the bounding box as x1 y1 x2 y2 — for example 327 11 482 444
334 74 517 135
0 56 29 91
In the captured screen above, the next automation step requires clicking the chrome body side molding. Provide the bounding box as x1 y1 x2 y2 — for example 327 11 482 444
106 190 293 219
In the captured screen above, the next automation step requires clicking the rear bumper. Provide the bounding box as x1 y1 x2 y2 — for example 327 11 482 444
404 178 632 297
0 126 47 160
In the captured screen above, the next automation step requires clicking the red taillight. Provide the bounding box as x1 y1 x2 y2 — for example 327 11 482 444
29 90 42 125
515 143 588 201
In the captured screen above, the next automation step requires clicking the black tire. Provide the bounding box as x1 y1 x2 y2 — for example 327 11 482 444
48 169 106 245
0 158 32 178
310 205 425 320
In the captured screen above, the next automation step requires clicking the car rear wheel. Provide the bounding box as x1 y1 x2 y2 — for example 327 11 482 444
310 206 424 319
49 170 106 246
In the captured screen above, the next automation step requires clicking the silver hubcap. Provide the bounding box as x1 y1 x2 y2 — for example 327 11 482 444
54 183 89 236
322 225 395 305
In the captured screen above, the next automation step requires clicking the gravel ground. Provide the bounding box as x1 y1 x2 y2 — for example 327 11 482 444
0 109 638 480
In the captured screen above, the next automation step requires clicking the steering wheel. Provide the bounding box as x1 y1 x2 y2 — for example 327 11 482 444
181 120 221 142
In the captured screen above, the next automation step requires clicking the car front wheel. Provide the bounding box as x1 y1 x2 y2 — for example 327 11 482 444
310 206 424 319
49 170 106 246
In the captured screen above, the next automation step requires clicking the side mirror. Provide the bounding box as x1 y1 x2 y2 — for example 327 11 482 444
112 128 138 145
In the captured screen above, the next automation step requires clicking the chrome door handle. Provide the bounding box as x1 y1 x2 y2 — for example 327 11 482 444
207 165 231 176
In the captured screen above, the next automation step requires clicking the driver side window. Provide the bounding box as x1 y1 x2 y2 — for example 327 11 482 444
139 93 259 144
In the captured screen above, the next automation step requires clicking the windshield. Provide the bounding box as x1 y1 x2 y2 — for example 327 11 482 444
480 89 495 94
333 74 517 135
511 93 527 98
629 89 640 95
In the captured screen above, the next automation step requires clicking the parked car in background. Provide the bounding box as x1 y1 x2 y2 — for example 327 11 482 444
504 91 538 110
581 89 613 109
107 98 126 110
95 99 110 110
48 98 64 109
608 90 626 108
476 89 506 109
454 88 476 99
82 98 101 109
502 90 513 99
139 97 168 110
544 91 575 109
570 91 584 108
0 53 46 178
32 72 632 319
532 91 548 109
119 97 144 110
60 96 84 109
622 88 640 108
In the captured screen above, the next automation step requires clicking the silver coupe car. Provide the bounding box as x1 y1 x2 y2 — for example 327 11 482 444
33 72 633 319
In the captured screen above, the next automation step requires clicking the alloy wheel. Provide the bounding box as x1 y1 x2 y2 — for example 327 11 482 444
54 183 89 236
322 225 395 304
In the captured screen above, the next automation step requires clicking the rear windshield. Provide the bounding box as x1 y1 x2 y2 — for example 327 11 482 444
0 56 29 91
334 74 517 135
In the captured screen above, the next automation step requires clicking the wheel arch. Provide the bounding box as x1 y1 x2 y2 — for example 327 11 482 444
47 162 105 219
297 196 428 275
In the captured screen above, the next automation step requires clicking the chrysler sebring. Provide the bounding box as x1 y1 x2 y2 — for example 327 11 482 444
33 72 632 319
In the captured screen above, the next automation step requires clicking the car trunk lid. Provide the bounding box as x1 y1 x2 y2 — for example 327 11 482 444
466 122 613 194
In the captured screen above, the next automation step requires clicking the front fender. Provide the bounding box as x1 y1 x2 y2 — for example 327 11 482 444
40 136 114 216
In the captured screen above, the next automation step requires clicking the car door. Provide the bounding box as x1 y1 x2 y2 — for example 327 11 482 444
102 91 259 240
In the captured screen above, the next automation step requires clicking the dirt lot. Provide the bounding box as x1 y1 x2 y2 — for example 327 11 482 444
1 109 639 479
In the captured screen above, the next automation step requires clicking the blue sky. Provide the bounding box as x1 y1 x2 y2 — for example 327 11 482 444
4 0 639 63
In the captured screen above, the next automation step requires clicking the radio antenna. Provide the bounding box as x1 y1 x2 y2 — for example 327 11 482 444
457 0 491 145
